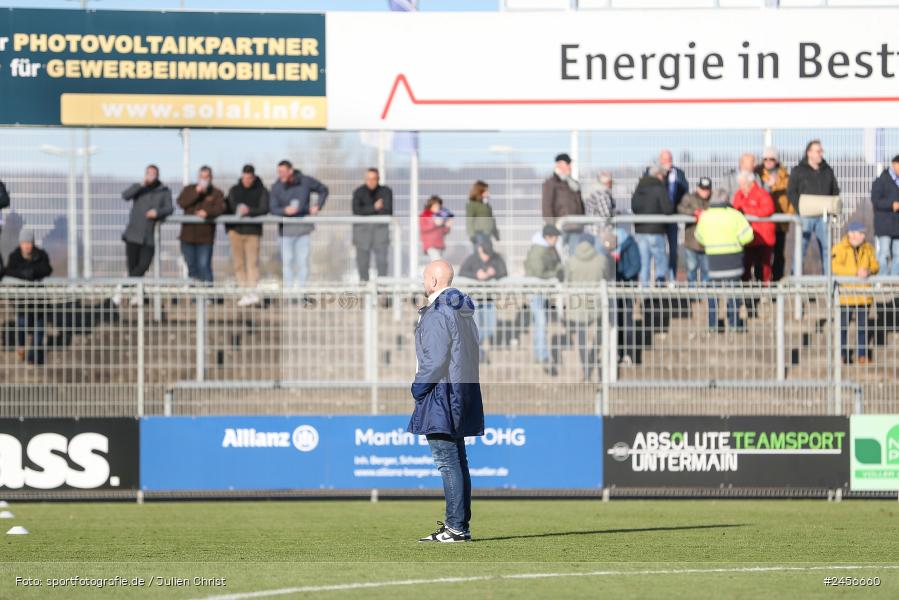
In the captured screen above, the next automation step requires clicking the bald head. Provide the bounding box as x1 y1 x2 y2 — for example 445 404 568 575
423 259 454 297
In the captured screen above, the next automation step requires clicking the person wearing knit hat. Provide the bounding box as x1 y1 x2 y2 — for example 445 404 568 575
832 220 879 364
756 146 794 281
6 225 52 365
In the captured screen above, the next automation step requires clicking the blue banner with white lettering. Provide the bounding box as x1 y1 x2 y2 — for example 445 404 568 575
140 416 602 491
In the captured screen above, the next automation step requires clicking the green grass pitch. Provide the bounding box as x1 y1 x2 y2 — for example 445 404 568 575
1 499 897 599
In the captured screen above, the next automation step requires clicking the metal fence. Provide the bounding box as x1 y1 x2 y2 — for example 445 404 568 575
1 280 896 418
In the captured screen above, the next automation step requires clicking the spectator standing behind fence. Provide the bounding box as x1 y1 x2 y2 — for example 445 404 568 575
542 153 585 256
732 171 775 285
613 226 640 365
695 191 754 331
352 168 393 282
632 164 672 285
6 229 52 365
524 224 563 376
0 178 9 240
678 177 712 284
584 172 616 246
756 147 793 282
177 165 225 285
460 238 507 364
724 153 761 199
225 164 269 307
420 196 452 261
832 221 879 365
869 155 899 277
270 160 329 290
787 140 839 275
659 149 688 279
564 239 610 382
465 180 499 252
121 165 173 278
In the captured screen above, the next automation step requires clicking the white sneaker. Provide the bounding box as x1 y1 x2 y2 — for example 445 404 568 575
418 521 470 543
130 295 141 307
237 295 252 307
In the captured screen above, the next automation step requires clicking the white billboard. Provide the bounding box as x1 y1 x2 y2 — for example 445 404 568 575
326 9 899 130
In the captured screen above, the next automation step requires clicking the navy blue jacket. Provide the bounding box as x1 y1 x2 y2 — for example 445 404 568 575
270 169 329 237
871 169 899 239
409 288 485 439
667 166 689 208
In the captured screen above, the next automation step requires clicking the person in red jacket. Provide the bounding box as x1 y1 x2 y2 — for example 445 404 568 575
732 171 775 283
420 195 452 261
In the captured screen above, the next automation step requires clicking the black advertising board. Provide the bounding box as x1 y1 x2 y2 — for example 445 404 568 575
0 418 138 491
604 417 849 488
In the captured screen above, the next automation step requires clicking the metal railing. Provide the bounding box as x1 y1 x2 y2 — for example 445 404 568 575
1 280 896 418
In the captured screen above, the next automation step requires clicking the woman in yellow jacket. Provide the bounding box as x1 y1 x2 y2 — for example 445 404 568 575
832 221 880 364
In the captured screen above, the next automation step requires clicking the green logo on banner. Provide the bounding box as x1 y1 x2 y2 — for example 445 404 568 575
854 438 881 465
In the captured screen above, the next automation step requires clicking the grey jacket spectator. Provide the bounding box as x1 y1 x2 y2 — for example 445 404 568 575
270 168 329 237
678 191 711 252
121 180 173 246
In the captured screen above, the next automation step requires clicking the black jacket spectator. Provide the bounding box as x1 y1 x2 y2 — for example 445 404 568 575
786 158 839 213
6 247 52 282
352 184 393 249
225 175 270 236
0 180 9 211
870 168 899 239
631 176 672 234
460 247 508 281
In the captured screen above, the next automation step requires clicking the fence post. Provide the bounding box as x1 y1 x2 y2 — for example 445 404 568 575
136 281 145 418
195 290 206 382
599 279 611 416
364 280 378 415
775 288 785 381
793 216 803 320
153 226 162 322
832 285 842 416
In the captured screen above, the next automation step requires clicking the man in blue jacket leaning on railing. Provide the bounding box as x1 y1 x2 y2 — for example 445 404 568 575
410 259 485 543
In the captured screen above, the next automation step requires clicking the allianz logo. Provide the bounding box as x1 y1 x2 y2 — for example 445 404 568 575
222 425 319 452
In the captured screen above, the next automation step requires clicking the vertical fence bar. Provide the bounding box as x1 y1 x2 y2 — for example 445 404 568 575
832 285 842 416
364 281 378 414
67 130 78 279
599 279 611 416
409 148 420 277
153 226 162 321
196 291 206 382
776 289 785 381
136 282 145 417
81 128 92 279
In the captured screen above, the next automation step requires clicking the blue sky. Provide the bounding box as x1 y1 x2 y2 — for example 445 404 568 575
2 1 497 11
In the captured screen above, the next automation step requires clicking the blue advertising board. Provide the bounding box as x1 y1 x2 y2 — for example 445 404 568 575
140 415 602 491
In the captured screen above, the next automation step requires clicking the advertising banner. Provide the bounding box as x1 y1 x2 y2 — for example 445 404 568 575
850 415 899 492
0 9 326 127
0 418 139 491
327 9 899 130
604 417 848 488
140 415 602 491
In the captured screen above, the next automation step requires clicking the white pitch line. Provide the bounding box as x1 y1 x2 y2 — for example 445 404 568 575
197 564 899 600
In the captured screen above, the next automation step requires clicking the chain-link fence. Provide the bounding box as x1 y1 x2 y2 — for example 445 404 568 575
1 280 896 418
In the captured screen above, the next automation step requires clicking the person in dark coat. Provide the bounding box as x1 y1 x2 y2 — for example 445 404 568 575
870 155 899 276
0 178 9 241
612 227 640 365
6 228 52 365
225 164 270 306
177 165 225 284
459 238 507 363
121 165 173 277
351 168 393 282
411 260 484 543
542 153 585 255
659 149 689 279
631 164 672 285
269 160 329 289
786 140 840 275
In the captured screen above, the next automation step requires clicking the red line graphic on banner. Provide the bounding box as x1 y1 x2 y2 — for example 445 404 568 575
380 73 899 120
